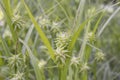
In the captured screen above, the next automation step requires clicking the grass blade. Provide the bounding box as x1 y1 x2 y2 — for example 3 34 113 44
0 35 10 56
69 18 91 53
97 7 120 37
22 24 34 54
21 0 55 60
93 12 105 34
72 0 86 29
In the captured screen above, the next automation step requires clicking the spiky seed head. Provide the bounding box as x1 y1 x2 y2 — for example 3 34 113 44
10 71 24 80
95 51 105 62
55 32 70 48
79 62 90 72
38 60 46 69
38 16 51 28
87 32 95 42
12 14 24 30
50 22 60 33
70 56 80 68
8 54 23 69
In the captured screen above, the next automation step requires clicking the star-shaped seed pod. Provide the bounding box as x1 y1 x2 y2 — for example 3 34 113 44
95 51 105 62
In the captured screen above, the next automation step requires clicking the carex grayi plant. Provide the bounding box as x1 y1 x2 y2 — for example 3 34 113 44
0 0 120 80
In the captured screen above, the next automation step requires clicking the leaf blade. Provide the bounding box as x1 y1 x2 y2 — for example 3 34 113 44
21 0 55 60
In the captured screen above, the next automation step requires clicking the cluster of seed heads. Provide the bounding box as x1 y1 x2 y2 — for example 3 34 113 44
70 56 90 72
55 32 71 65
55 47 70 65
7 53 26 80
9 71 24 80
70 52 105 71
8 54 23 69
55 32 70 48
12 14 24 30
38 16 60 34
38 16 51 27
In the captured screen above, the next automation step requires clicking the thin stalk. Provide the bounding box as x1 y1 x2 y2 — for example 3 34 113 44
93 12 105 34
93 61 97 80
72 0 86 30
59 66 68 80
97 7 120 37
22 24 34 54
74 67 79 80
53 0 70 21
81 71 88 80
79 21 90 61
21 0 55 60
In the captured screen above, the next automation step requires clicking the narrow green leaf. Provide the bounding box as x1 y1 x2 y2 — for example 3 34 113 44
97 7 120 37
22 24 34 54
2 0 12 17
0 35 10 56
78 21 90 61
69 18 91 52
72 0 86 29
81 71 87 80
93 12 104 34
0 52 4 66
21 0 55 60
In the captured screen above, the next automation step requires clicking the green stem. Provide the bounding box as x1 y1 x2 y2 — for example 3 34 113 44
81 71 87 80
93 61 97 80
59 65 68 80
74 67 79 80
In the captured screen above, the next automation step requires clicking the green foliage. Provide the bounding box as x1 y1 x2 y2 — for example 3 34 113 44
0 0 120 80
21 0 55 60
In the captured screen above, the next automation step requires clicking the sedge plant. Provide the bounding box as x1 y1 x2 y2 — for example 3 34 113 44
0 0 120 80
